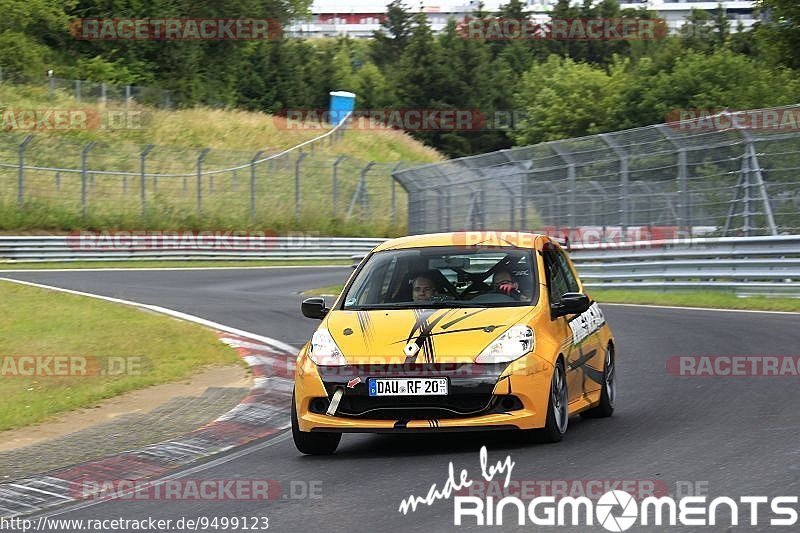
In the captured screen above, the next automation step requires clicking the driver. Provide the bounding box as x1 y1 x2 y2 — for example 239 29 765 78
492 268 522 298
411 273 437 302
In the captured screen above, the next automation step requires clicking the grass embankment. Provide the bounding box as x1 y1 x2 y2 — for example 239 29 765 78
0 83 442 236
588 289 800 312
0 280 242 431
302 285 800 312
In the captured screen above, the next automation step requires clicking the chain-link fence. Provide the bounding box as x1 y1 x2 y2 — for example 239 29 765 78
0 68 173 108
395 105 800 238
0 127 408 236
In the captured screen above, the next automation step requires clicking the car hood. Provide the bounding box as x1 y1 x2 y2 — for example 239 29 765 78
324 306 534 364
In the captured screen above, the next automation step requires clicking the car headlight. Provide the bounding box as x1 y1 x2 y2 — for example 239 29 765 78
308 328 347 366
475 325 534 364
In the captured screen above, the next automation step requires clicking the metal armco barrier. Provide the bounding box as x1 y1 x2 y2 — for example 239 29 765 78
0 236 385 262
1 234 798 296
569 235 800 295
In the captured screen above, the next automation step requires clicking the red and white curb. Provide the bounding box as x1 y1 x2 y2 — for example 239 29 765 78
0 332 297 518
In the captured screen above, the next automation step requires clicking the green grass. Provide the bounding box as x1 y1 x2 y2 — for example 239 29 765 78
0 83 442 235
302 283 345 296
0 280 243 431
300 285 800 312
588 289 800 312
0 259 351 270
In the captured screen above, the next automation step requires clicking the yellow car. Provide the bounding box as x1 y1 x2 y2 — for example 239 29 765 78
292 232 615 454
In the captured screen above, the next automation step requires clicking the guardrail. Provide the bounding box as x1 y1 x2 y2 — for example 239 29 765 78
0 236 384 263
569 235 800 296
1 234 798 296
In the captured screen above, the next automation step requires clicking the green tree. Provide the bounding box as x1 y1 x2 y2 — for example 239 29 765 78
512 55 617 144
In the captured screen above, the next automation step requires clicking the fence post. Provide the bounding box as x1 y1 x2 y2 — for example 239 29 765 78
391 162 403 226
250 151 264 221
81 141 97 220
742 152 751 237
347 161 375 221
552 143 576 228
600 133 630 231
197 148 210 217
231 168 237 191
125 86 131 109
17 135 33 207
49 76 55 99
55 171 61 192
100 82 107 106
657 125 693 238
75 80 82 102
140 145 154 224
332 155 346 216
294 152 307 219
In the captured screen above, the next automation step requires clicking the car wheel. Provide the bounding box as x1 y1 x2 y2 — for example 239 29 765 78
525 358 569 443
581 344 615 419
292 392 341 455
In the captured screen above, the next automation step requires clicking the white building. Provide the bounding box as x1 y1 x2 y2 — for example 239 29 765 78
285 1 759 38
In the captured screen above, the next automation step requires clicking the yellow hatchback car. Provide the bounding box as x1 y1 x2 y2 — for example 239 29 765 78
292 232 616 454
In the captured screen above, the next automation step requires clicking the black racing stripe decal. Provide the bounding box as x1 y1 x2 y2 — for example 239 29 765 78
356 311 374 345
567 349 597 371
405 309 453 364
390 324 506 345
427 419 439 428
439 309 488 330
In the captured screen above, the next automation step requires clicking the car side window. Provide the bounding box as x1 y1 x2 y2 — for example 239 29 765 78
554 250 580 293
543 250 569 305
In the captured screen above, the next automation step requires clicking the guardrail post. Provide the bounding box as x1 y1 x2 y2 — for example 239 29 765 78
197 148 210 217
81 141 97 220
332 155 346 217
295 152 307 219
250 151 264 221
140 144 154 224
17 135 33 207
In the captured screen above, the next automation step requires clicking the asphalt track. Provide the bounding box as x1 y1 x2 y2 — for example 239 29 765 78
3 267 800 532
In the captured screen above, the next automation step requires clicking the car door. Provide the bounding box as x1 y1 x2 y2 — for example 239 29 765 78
543 243 603 403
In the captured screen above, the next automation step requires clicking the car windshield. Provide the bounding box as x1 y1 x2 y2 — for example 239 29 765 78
341 246 538 310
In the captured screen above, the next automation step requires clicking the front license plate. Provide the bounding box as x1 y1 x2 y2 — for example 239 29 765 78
368 378 448 397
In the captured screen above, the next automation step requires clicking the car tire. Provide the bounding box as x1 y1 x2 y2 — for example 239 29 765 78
292 392 341 455
523 358 569 444
580 344 615 419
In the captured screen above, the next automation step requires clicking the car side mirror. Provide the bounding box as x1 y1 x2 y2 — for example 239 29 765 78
301 297 329 319
551 292 591 318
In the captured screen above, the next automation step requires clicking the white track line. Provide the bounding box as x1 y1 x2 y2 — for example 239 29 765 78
0 277 298 354
602 302 800 316
31 433 293 519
